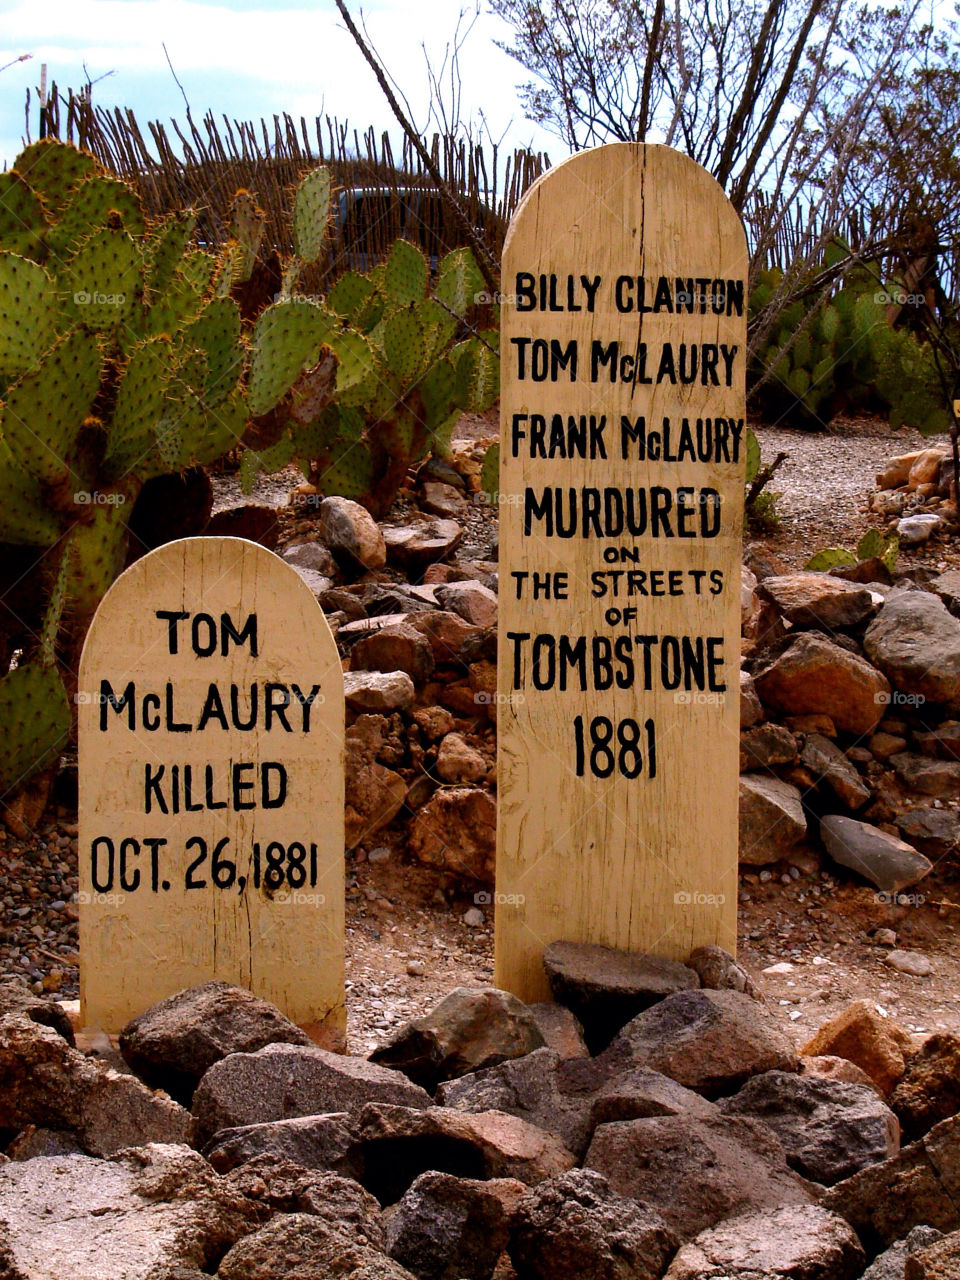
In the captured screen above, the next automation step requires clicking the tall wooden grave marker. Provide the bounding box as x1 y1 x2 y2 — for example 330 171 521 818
79 537 345 1041
496 144 747 1000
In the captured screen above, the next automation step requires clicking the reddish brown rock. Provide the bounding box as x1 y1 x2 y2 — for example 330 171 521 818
436 733 488 784
758 573 876 629
600 989 798 1097
890 1033 960 1140
822 1115 960 1247
351 622 436 683
585 1112 815 1242
801 1001 914 1095
738 774 807 865
753 633 890 734
408 610 481 665
408 787 496 882
353 1103 577 1201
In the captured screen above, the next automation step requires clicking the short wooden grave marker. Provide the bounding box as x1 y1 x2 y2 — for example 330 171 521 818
79 536 345 1040
495 143 747 1000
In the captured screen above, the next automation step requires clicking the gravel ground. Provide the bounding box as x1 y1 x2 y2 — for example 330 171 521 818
753 416 929 566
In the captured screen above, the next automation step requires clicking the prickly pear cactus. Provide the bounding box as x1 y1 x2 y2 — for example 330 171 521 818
241 169 501 516
0 139 248 802
751 254 952 434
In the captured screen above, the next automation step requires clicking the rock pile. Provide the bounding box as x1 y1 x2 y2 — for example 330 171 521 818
2 954 959 1277
272 451 960 915
871 447 958 547
739 555 960 893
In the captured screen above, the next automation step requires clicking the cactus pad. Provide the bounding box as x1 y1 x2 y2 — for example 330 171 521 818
435 247 485 316
60 226 142 332
0 660 72 793
14 140 97 214
103 337 174 480
384 239 428 305
47 176 146 258
0 253 59 381
384 310 426 384
0 173 47 260
416 298 458 361
327 270 375 322
248 300 337 416
420 358 457 429
0 442 61 544
145 211 197 295
293 167 332 265
187 296 243 404
316 441 375 502
480 442 500 504
229 190 265 285
67 497 132 622
453 335 499 411
804 547 857 571
2 328 103 484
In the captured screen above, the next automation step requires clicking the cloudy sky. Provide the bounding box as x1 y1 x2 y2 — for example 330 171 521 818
0 0 558 168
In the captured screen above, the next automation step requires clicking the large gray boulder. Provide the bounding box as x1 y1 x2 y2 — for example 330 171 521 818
864 591 960 709
191 1043 431 1145
820 815 933 893
598 988 798 1097
0 1144 259 1280
585 1112 816 1242
369 988 545 1091
119 981 312 1104
509 1168 679 1280
719 1069 900 1184
541 941 699 1050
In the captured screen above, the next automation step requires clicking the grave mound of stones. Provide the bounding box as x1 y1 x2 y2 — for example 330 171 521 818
2 960 959 1278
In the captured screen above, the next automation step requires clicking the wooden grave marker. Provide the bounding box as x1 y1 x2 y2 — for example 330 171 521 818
78 536 345 1040
495 143 747 1000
